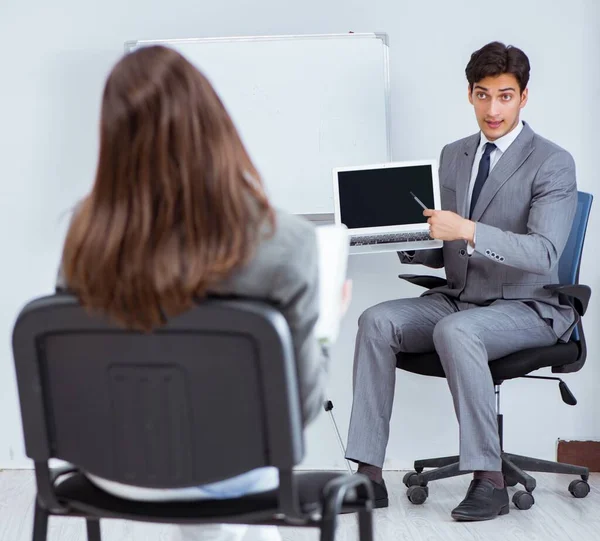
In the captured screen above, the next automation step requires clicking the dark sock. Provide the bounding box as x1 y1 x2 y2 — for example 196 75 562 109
357 462 383 484
473 470 505 489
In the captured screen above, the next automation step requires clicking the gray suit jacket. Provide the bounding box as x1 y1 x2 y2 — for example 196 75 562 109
57 209 328 425
400 122 577 341
209 210 329 425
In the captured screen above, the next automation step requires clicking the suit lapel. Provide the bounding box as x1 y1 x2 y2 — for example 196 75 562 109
470 123 535 222
455 134 480 218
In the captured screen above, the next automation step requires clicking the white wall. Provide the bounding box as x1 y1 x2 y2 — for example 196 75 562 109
1 0 598 469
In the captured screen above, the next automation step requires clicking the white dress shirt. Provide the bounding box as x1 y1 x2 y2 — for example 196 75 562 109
467 120 524 254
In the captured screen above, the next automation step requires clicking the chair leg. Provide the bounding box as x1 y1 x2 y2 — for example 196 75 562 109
502 455 537 492
32 499 49 541
357 509 373 541
504 453 589 479
418 461 463 483
319 515 337 541
320 474 363 541
414 455 459 472
86 519 102 541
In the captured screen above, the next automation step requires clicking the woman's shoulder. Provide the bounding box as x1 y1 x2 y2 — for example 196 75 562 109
268 209 318 260
212 209 318 297
271 209 316 240
251 209 317 274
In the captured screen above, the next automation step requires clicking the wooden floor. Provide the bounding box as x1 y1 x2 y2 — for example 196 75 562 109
1 470 599 541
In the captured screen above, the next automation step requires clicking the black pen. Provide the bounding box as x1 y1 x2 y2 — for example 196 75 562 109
410 191 428 210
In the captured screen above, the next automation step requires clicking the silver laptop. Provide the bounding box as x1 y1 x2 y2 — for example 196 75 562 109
333 160 443 255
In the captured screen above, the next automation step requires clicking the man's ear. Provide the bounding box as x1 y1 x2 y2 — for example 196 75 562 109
468 84 474 105
520 87 529 109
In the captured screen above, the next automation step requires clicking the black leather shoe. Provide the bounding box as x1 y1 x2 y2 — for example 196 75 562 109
451 479 509 521
342 476 388 514
370 478 389 508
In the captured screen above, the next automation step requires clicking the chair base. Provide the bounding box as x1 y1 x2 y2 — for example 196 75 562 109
404 452 590 508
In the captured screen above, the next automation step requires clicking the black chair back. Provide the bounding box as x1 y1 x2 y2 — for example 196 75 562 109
12 295 304 490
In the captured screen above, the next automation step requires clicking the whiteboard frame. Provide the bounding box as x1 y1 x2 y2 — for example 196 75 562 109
124 33 392 161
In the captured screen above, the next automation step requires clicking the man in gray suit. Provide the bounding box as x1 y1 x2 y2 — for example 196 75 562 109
345 41 577 521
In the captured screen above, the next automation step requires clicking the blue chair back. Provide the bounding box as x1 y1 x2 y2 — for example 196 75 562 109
558 191 593 341
558 191 593 286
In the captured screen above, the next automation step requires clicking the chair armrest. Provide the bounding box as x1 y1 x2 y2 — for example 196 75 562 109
544 284 591 316
398 274 448 290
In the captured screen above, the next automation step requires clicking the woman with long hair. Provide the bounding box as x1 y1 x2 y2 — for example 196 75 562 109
57 45 348 541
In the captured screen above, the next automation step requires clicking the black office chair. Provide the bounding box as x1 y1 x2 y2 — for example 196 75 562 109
396 191 593 511
12 295 374 541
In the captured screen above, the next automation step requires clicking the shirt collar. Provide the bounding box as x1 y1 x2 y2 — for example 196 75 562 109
479 120 524 154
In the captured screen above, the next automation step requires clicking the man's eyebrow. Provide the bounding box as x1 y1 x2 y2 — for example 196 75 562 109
473 85 517 92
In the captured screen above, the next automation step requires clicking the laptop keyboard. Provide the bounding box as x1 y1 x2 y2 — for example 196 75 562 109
350 231 433 246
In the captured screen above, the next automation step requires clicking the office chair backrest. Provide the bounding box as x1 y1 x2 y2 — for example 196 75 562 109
12 294 304 489
559 191 593 286
558 191 593 343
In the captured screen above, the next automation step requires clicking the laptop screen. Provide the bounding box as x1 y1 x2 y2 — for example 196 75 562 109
337 164 435 229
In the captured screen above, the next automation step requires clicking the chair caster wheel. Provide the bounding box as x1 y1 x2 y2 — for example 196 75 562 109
403 471 420 487
513 490 534 510
407 485 428 505
504 475 518 487
569 479 590 498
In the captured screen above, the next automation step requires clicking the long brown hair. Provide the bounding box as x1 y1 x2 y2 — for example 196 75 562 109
62 45 274 331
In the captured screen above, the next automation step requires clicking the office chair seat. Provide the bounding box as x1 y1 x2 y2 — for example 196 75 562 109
397 341 580 381
54 470 366 523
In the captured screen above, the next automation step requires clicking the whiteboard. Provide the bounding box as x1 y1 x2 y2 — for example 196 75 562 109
125 34 391 215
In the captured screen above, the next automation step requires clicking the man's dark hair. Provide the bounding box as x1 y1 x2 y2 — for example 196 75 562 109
466 42 530 93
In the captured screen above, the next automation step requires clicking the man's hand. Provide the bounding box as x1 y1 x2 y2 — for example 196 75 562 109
423 209 475 243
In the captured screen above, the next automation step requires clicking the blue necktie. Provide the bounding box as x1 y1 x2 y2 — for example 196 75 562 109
469 142 497 218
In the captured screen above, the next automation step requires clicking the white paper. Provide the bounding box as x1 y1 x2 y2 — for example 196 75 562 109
314 224 349 344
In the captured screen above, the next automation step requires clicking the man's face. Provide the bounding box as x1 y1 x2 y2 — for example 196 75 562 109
468 73 528 141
